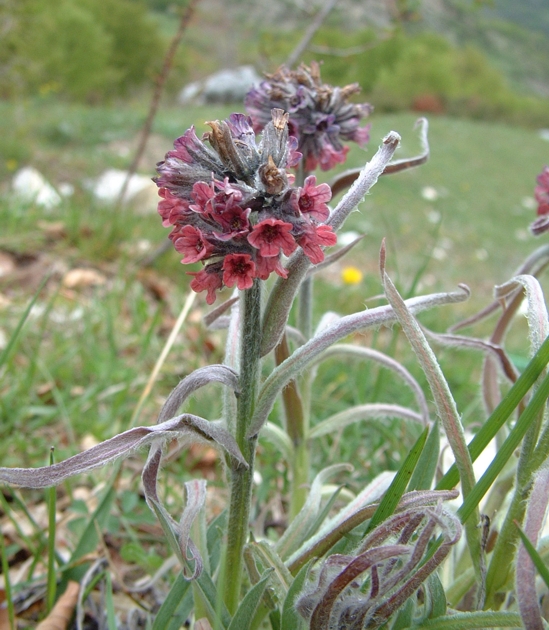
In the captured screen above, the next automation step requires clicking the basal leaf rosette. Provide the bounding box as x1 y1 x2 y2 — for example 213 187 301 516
155 109 336 304
245 62 372 172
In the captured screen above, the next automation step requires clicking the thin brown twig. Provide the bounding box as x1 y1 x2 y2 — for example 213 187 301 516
115 0 200 209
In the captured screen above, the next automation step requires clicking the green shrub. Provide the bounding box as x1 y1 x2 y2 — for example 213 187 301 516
0 0 163 101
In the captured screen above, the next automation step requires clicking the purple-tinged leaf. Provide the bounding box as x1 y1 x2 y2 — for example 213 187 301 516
0 414 247 489
516 466 549 630
203 296 239 328
250 284 469 438
449 243 549 333
422 328 519 386
260 132 401 357
157 365 239 424
287 489 459 573
179 480 207 579
308 546 410 630
328 118 428 198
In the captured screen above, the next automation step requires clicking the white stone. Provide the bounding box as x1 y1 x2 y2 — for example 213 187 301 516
88 169 154 205
12 166 62 210
179 65 261 105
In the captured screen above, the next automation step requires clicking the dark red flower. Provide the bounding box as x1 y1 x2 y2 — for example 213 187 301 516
297 223 337 264
171 225 214 264
158 187 190 227
290 175 332 222
222 254 256 290
188 268 224 305
255 254 288 280
248 218 297 257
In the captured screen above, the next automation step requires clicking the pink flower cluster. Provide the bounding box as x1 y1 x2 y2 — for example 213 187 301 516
245 62 372 172
155 111 336 304
535 166 549 216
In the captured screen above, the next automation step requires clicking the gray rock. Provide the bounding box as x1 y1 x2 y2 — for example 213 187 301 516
179 65 261 105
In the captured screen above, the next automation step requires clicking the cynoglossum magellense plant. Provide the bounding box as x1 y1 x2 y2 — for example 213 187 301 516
155 108 336 303
245 61 372 172
6 77 547 630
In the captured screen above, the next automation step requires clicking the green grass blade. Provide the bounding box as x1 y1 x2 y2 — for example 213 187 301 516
516 524 549 589
227 572 272 630
46 447 57 612
366 426 428 533
0 529 15 630
61 484 116 583
105 572 117 630
458 370 549 523
0 273 49 370
280 562 311 630
438 333 549 491
152 572 192 630
408 421 440 491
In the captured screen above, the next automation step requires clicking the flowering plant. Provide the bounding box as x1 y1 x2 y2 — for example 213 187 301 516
2 63 549 630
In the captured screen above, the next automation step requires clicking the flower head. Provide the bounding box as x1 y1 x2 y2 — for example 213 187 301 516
530 166 549 236
535 166 549 216
245 62 372 172
155 110 337 303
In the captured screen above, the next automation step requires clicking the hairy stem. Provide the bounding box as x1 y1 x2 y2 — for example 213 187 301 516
222 280 262 613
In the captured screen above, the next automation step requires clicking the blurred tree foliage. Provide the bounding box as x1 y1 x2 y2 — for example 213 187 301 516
0 0 164 100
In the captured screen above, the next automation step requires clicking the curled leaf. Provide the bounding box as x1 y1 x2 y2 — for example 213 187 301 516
516 466 549 630
310 343 431 424
250 285 469 438
0 414 247 488
157 364 240 423
261 132 401 357
329 118 429 197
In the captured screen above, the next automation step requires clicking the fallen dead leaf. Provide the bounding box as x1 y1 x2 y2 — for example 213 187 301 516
37 221 67 240
62 268 107 289
0 252 16 278
35 581 79 630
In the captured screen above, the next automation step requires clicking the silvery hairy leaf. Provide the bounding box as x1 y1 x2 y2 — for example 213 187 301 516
250 285 469 438
260 132 401 357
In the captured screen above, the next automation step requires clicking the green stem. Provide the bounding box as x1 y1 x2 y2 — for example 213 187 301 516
222 280 262 614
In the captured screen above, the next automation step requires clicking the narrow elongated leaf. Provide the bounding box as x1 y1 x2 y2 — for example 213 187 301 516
412 611 522 629
517 526 549 589
516 465 549 630
281 562 311 630
366 427 428 533
310 344 430 423
438 332 549 490
152 572 192 630
157 365 239 423
408 421 440 491
458 370 549 523
250 286 469 438
310 404 424 441
276 464 351 559
227 573 272 630
0 414 246 488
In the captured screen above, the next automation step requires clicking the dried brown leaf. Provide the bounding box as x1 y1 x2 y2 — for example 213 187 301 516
36 581 79 630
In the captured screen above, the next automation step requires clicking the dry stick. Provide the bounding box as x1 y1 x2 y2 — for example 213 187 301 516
285 0 341 69
115 0 200 209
